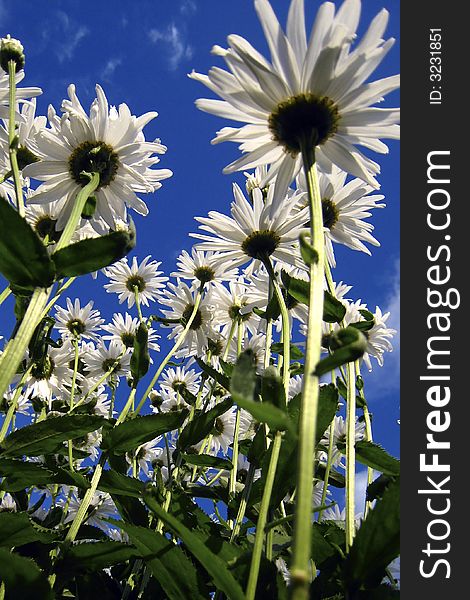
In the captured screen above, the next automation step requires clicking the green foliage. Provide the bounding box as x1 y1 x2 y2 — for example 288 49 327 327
130 322 150 386
177 397 232 450
315 327 367 376
0 548 53 599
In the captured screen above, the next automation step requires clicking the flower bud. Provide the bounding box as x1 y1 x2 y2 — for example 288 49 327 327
0 35 25 73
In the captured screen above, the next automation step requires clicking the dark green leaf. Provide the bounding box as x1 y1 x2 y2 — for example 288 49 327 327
270 342 304 360
52 222 136 277
0 512 57 547
344 478 400 590
180 453 233 470
59 541 139 575
0 197 55 289
315 327 367 377
195 357 230 390
0 548 53 599
316 384 339 445
299 231 319 265
143 490 245 600
0 415 104 457
261 366 286 411
354 441 400 476
323 290 347 323
367 474 398 502
102 410 188 454
98 469 146 498
177 398 232 451
231 351 292 432
316 464 345 488
111 520 209 600
130 322 150 386
247 426 268 468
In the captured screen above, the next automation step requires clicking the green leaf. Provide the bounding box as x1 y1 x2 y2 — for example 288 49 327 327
280 271 346 323
367 474 398 502
52 222 136 277
344 478 400 590
0 549 53 599
311 522 343 567
316 464 345 488
111 520 209 600
177 398 233 451
130 322 150 386
315 327 367 377
299 231 319 265
350 309 376 333
143 490 245 600
0 512 58 547
59 541 139 575
270 342 304 360
180 453 233 471
0 460 90 493
195 357 230 391
316 384 340 445
101 410 188 454
354 441 400 476
0 197 55 289
0 415 105 457
231 351 292 432
261 366 286 411
98 469 146 498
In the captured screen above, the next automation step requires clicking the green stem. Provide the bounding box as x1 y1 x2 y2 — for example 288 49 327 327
8 61 24 217
115 388 137 426
0 363 33 442
54 172 100 252
357 361 373 518
134 286 144 322
222 320 237 362
135 287 203 416
291 149 325 598
246 431 282 600
67 338 80 471
345 360 357 551
0 286 11 306
64 457 105 543
0 287 50 402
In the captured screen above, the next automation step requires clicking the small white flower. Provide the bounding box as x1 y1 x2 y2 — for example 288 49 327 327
55 298 104 341
104 256 168 308
83 340 131 381
102 312 160 354
171 248 239 287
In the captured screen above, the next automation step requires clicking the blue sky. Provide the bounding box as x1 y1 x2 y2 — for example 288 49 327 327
0 0 400 456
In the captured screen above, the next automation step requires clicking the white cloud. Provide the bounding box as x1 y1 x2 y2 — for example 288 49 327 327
180 0 197 16
148 24 193 71
43 11 89 63
101 58 122 82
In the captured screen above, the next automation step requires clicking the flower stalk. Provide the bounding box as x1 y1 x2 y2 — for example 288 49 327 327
8 60 24 217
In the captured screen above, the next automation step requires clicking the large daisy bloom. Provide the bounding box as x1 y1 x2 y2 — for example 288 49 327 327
24 84 172 230
190 0 399 202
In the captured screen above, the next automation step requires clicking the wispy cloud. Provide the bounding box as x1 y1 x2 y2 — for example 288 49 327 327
43 11 89 63
101 58 122 82
148 24 193 71
180 0 197 16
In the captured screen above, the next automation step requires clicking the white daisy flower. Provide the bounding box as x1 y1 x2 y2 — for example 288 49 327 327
0 68 41 119
63 489 118 531
55 298 104 341
171 248 239 287
159 281 215 357
319 414 365 468
1 387 32 416
25 343 76 403
102 312 160 354
24 84 172 230
322 503 362 530
192 182 309 272
127 437 163 477
211 278 261 336
0 492 16 512
297 165 385 267
24 200 63 244
191 0 399 202
104 255 168 308
362 306 396 371
83 340 131 381
160 365 200 395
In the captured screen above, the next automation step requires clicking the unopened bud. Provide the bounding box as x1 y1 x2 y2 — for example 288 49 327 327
0 35 25 73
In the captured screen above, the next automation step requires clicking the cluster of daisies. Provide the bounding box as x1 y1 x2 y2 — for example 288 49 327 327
0 0 399 588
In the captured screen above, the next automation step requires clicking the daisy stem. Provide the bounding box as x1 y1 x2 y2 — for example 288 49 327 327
222 320 237 361
115 388 137 426
246 430 282 600
134 286 144 322
356 360 374 518
0 286 51 403
54 172 100 252
69 355 123 413
0 286 11 306
67 338 80 471
0 363 33 443
345 359 357 551
8 60 24 218
41 278 77 319
135 287 203 417
290 148 325 598
64 455 105 543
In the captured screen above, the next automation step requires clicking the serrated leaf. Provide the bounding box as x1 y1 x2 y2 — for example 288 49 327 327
130 322 150 386
143 491 245 600
59 541 139 575
0 415 104 457
195 357 230 390
177 398 232 450
353 441 400 476
0 197 55 289
344 478 400 590
367 474 398 502
52 223 136 277
0 549 53 599
98 469 146 498
180 453 233 470
110 520 209 600
270 342 304 360
0 512 58 547
261 366 286 411
101 410 188 454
